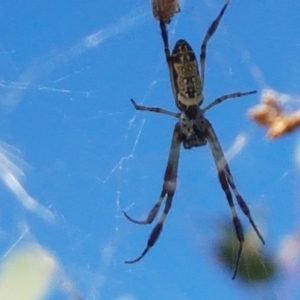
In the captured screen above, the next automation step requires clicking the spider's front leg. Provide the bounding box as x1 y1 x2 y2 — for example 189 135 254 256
124 122 182 263
223 164 265 245
204 119 264 279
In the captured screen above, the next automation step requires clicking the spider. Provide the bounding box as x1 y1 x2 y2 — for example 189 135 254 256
124 0 265 279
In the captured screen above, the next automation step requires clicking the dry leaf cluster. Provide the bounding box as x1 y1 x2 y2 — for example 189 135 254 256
249 91 300 139
151 0 180 23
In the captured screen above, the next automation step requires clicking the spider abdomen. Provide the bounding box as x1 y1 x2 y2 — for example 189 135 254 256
170 39 203 115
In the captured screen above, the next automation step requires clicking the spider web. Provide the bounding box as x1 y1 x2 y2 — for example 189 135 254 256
0 1 300 299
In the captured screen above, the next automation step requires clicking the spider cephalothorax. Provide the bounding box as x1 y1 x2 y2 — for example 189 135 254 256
180 110 207 149
124 0 264 279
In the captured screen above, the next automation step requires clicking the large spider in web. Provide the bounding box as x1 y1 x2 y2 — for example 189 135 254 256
124 0 265 279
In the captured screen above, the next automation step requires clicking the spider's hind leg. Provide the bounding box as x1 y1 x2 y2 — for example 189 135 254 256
200 0 230 85
159 19 173 65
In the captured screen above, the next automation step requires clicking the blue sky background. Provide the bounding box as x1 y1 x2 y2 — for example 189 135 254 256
1 0 300 299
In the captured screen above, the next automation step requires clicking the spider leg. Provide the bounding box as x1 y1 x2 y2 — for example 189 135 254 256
200 0 230 85
217 165 244 280
205 119 265 278
123 190 166 225
159 20 172 61
224 165 265 245
205 120 265 245
125 123 182 263
125 192 174 263
204 119 246 279
131 99 180 118
202 90 257 113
